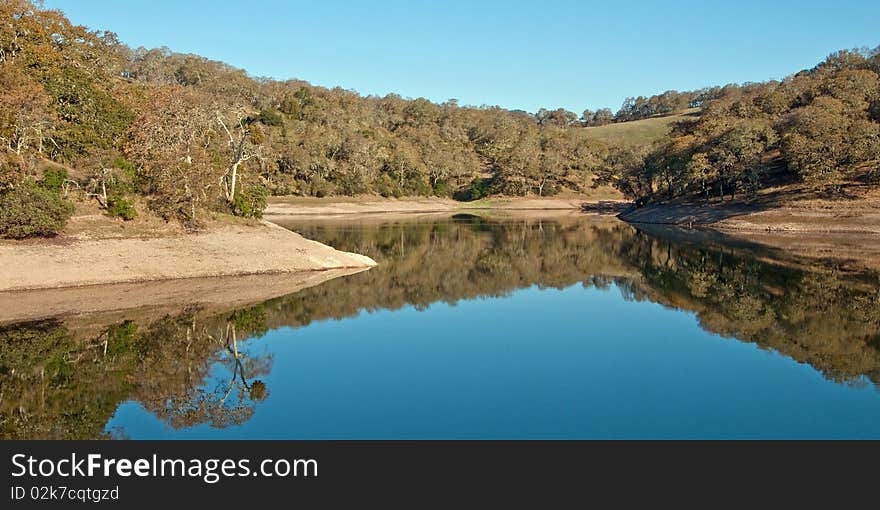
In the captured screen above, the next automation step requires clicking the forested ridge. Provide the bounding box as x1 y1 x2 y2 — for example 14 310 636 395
0 0 613 235
596 48 880 202
1 1 878 238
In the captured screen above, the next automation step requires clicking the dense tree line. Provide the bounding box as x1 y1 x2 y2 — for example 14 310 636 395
0 1 622 235
2 1 877 236
596 49 880 201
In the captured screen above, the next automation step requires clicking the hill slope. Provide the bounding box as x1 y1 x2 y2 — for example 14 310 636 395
581 109 700 147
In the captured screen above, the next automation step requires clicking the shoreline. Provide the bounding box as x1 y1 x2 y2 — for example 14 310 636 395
615 184 880 235
268 193 880 235
618 201 880 235
617 197 880 273
0 268 369 325
264 195 625 218
0 220 376 293
1 196 612 318
266 194 880 274
4 193 878 320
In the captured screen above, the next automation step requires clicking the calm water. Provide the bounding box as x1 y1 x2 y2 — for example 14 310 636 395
3 214 880 439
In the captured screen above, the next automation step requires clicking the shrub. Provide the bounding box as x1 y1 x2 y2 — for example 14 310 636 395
455 177 493 201
335 169 371 195
105 321 142 357
111 156 140 192
540 181 560 196
38 168 68 193
375 174 402 197
232 184 268 218
307 176 334 198
230 305 269 337
107 194 137 221
404 174 432 196
869 99 880 122
0 183 75 238
432 180 450 197
257 109 284 127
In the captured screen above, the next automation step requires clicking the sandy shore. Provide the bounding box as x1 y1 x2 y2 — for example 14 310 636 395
0 221 375 292
5 190 876 320
265 195 625 218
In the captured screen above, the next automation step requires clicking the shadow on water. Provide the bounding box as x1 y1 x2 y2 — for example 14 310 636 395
2 214 879 438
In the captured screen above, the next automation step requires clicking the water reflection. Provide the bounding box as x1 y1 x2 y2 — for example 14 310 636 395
1 214 879 438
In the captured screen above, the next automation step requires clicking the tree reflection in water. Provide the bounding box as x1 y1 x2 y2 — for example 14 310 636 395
1 215 879 438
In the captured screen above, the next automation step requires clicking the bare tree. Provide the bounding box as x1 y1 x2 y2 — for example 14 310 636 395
125 87 216 221
216 109 261 203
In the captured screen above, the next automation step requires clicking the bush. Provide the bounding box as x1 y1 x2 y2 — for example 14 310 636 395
306 176 334 198
455 177 493 201
107 194 137 221
249 380 269 402
111 156 140 192
232 184 268 218
39 168 68 193
0 183 75 238
432 180 450 197
375 174 402 198
105 321 142 357
540 181 560 196
404 174 432 196
257 109 284 127
230 305 268 337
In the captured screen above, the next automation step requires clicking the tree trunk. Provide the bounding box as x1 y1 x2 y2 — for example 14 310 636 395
229 161 239 203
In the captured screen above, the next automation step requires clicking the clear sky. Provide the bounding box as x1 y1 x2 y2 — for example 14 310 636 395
44 0 880 113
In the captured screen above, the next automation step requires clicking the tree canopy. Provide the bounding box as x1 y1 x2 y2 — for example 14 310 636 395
595 48 880 202
1 1 878 231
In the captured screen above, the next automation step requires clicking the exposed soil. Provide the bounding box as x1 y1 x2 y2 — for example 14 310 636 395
617 183 880 273
265 193 626 218
0 219 375 292
618 183 880 234
5 187 878 322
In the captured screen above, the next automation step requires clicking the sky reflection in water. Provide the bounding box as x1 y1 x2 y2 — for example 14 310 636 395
104 217 880 439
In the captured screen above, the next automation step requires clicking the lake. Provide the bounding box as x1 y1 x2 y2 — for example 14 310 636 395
3 214 880 439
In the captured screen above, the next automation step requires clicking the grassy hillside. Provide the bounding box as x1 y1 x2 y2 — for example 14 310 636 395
581 109 700 147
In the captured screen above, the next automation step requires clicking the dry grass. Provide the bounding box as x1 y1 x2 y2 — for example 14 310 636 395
581 108 700 147
62 197 185 240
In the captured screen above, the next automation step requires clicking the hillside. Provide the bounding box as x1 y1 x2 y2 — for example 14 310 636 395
1 0 877 241
0 0 628 240
581 109 700 147
593 49 880 205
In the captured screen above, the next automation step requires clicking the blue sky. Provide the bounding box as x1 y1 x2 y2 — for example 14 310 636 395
45 0 880 113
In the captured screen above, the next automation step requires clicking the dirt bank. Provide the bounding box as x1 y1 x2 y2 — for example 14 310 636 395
618 186 880 235
0 221 376 292
621 202 880 234
618 187 880 273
